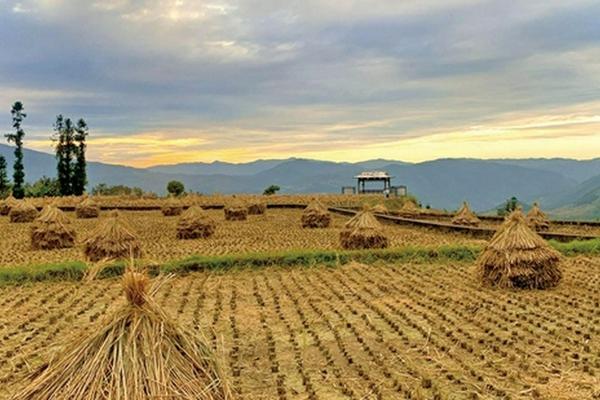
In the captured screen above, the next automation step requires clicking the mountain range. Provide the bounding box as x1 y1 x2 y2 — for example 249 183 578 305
0 144 598 219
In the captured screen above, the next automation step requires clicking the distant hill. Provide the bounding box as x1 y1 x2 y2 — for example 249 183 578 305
0 144 598 216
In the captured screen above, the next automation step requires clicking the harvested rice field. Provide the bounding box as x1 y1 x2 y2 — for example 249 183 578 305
0 209 485 267
1 256 598 399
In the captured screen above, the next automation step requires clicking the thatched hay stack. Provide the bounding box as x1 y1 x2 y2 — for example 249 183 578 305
224 197 247 221
301 198 331 228
75 197 100 219
372 203 389 214
526 202 550 232
340 207 388 250
83 211 142 261
9 200 39 223
10 269 232 400
247 200 267 215
477 210 561 289
398 199 421 217
177 205 216 239
0 195 18 216
161 196 183 216
452 201 481 226
30 206 76 250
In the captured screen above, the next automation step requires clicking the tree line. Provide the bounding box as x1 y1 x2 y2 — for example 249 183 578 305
1 101 89 198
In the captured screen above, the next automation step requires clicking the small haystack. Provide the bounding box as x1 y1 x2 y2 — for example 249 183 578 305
340 207 388 250
0 195 18 216
301 198 331 228
161 196 183 216
224 197 247 221
477 209 561 289
398 199 421 217
30 206 76 250
247 200 267 215
10 269 232 400
75 197 100 219
83 211 142 261
177 205 216 239
372 203 389 214
452 201 481 226
9 200 39 223
526 202 550 232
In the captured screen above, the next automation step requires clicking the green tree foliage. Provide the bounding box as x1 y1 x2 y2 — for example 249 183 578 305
166 180 185 197
498 196 519 216
24 176 61 197
263 184 280 195
0 156 10 198
53 115 77 196
5 101 26 198
72 118 88 196
91 183 144 197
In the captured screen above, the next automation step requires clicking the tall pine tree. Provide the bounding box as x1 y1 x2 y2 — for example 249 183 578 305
0 156 9 198
53 115 77 196
72 118 88 196
5 101 26 198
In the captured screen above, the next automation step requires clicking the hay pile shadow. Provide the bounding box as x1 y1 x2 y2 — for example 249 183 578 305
526 202 550 232
30 206 76 250
177 205 216 239
340 207 388 250
0 195 18 216
76 197 100 219
9 200 39 223
301 199 331 228
477 209 561 289
10 269 232 400
451 201 481 226
162 196 183 216
247 200 266 215
83 211 142 262
224 197 247 221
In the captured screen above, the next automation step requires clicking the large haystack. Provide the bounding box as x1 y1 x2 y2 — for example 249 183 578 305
477 210 561 289
398 199 421 218
9 200 39 223
10 269 232 400
372 203 389 214
247 200 267 215
224 197 247 221
340 207 388 250
177 205 216 239
0 195 18 216
83 211 142 261
526 202 550 232
30 206 76 250
161 196 183 216
452 201 481 226
301 198 331 228
75 197 100 219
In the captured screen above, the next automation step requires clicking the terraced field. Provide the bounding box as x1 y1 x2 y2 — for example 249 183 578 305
0 209 485 267
1 256 598 399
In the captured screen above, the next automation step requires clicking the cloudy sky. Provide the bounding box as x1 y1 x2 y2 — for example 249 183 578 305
0 0 599 167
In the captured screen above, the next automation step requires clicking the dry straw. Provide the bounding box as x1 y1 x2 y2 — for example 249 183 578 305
372 203 389 214
477 209 561 289
75 197 100 219
398 199 421 217
177 205 216 239
83 210 142 261
451 201 481 226
340 206 388 249
30 205 76 250
247 200 267 215
9 200 39 223
526 202 550 232
301 198 331 228
162 196 183 216
0 195 18 215
224 197 247 221
10 269 232 400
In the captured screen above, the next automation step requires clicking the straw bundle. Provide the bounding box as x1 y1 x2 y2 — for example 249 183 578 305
526 202 550 232
477 210 561 289
10 269 232 400
224 197 247 221
9 200 39 223
83 211 142 261
451 201 481 226
301 199 331 228
372 203 389 214
161 196 183 216
398 200 420 217
177 205 216 239
75 197 100 219
30 206 76 250
0 195 18 216
340 207 388 249
247 200 267 215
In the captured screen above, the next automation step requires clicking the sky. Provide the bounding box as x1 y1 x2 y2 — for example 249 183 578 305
0 0 599 167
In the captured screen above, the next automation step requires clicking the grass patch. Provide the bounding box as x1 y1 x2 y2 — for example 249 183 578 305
549 238 600 256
